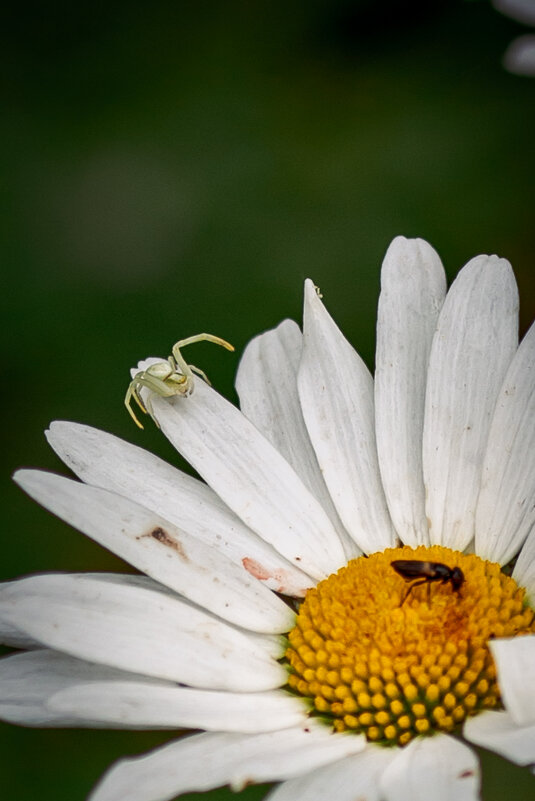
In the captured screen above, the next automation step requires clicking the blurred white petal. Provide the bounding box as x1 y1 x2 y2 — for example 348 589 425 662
379 735 480 801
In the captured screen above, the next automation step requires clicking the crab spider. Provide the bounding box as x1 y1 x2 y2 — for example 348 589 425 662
125 333 234 429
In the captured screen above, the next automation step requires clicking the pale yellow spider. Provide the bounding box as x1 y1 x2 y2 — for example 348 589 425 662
125 333 234 429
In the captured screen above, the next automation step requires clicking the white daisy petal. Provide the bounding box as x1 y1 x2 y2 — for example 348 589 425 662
265 746 394 801
49 681 306 732
14 469 294 634
46 422 311 598
492 0 535 27
1 569 286 663
513 528 535 604
375 236 446 547
503 34 535 77
2 568 286 661
0 619 39 649
0 628 301 739
0 649 151 727
490 636 535 725
89 721 366 801
422 255 519 550
464 709 535 766
150 378 346 580
298 279 396 553
235 320 321 485
475 321 535 565
236 319 360 561
0 573 286 691
379 734 481 801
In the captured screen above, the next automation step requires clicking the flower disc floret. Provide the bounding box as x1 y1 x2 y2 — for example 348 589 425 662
286 545 535 746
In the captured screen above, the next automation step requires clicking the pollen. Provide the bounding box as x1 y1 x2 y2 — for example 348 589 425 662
285 545 535 747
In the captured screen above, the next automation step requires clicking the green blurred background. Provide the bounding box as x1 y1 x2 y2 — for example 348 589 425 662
2 0 534 798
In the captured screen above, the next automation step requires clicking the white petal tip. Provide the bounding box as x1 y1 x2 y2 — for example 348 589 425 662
303 278 320 299
385 234 432 254
12 468 35 488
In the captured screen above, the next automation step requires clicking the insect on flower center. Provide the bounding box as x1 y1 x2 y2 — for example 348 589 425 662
285 545 535 747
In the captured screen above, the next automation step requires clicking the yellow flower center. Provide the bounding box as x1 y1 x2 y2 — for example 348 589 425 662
286 545 535 747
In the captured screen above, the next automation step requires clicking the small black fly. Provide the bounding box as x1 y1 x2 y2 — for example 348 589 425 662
391 560 465 605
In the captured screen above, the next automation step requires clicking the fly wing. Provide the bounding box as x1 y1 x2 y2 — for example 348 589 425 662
391 560 432 580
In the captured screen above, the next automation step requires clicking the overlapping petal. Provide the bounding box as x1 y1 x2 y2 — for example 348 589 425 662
513 527 535 605
1 635 299 732
475 321 535 565
422 255 518 550
0 573 286 691
150 378 346 579
492 1 535 75
0 619 39 650
89 722 366 801
298 279 396 553
49 681 306 732
14 469 294 634
464 710 535 766
379 734 481 801
490 636 535 725
0 649 149 727
375 236 446 547
492 0 535 26
236 319 359 560
46 421 312 597
265 746 394 801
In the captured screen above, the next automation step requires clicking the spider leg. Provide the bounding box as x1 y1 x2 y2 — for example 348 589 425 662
189 364 211 386
132 386 148 414
125 374 178 428
170 334 234 392
169 349 194 388
171 333 235 355
125 382 147 429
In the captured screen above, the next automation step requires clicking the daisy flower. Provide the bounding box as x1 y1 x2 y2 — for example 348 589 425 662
2 235 535 801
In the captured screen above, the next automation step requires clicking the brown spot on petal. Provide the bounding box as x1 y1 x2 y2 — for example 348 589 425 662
147 527 188 561
242 558 309 596
242 557 271 581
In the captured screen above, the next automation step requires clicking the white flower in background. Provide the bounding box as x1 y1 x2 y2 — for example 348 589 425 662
492 0 535 76
2 235 535 801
